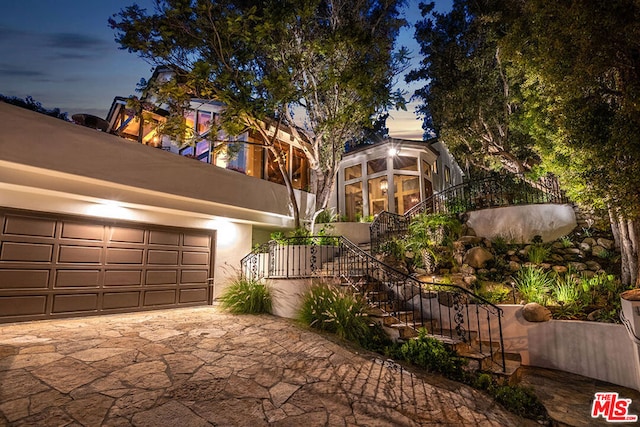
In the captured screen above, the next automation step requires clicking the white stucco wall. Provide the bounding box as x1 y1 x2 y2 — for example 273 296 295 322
417 299 640 391
466 204 577 243
313 222 371 244
269 279 313 319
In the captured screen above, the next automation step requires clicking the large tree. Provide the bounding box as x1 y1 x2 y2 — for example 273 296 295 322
407 0 537 174
109 0 407 228
501 0 640 286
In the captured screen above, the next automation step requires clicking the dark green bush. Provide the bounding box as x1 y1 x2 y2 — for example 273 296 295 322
298 284 372 345
395 328 465 378
219 277 272 314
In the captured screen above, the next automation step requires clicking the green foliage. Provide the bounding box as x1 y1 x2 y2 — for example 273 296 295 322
477 282 512 304
219 277 272 314
492 384 548 419
552 281 581 306
559 236 573 248
109 0 409 219
491 235 511 255
394 328 465 378
298 284 372 345
513 266 553 304
408 1 536 172
527 244 550 264
315 209 339 224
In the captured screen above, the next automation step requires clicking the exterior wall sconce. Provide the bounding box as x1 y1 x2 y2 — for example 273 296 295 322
388 147 399 157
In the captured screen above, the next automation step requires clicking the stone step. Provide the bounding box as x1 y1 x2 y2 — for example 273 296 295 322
366 290 391 302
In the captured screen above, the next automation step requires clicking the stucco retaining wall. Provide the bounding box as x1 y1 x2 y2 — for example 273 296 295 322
466 204 577 243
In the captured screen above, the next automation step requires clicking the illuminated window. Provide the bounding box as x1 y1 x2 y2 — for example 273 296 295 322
368 176 389 215
196 111 212 135
345 182 363 221
445 165 451 184
394 175 420 215
292 148 309 190
393 156 417 171
267 141 290 185
344 164 362 181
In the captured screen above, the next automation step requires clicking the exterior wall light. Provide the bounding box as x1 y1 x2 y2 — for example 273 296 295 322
388 147 399 157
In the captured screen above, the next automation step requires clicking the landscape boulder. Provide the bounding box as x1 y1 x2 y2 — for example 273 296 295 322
463 246 494 269
521 303 552 322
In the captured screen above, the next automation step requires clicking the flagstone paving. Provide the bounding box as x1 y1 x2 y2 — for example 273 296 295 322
0 307 539 426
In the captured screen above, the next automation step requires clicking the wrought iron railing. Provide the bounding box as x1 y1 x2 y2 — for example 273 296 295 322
241 236 506 372
371 173 568 253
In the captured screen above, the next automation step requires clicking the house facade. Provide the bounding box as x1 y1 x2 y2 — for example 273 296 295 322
0 102 314 323
331 138 464 221
0 68 462 323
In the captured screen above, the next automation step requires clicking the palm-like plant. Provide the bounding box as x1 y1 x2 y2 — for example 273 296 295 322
407 214 461 274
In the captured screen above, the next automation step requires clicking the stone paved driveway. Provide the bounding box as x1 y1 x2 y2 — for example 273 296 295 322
0 307 533 426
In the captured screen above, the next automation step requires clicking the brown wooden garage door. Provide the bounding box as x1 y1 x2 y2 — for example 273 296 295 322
0 210 214 323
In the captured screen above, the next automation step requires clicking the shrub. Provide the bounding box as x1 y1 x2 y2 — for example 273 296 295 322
527 244 550 264
552 281 581 306
492 384 547 419
298 284 372 345
396 328 465 378
514 266 553 304
219 277 272 314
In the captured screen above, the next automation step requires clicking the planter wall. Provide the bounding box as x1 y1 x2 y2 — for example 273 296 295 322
313 222 371 244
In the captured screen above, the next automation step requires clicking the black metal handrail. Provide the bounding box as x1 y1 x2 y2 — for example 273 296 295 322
371 173 568 253
241 236 506 372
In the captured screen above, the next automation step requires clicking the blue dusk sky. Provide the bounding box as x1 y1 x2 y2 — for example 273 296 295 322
0 0 452 140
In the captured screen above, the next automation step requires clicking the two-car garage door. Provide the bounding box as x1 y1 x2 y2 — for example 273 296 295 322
0 209 215 323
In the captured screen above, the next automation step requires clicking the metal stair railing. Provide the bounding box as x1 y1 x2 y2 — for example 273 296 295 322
371 173 568 254
240 235 506 372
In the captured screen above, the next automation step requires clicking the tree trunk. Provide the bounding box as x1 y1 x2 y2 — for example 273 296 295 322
611 212 640 287
268 145 300 229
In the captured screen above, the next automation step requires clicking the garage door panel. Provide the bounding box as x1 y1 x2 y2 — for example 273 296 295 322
4 216 56 238
103 291 140 309
181 270 208 284
184 234 211 248
104 270 143 286
55 270 100 288
59 245 102 263
0 270 50 289
149 230 180 246
106 248 144 264
109 227 145 244
182 251 209 265
0 210 213 322
53 293 98 313
148 250 179 265
144 289 177 306
61 222 104 241
180 288 208 303
0 295 47 316
146 270 178 285
1 242 53 262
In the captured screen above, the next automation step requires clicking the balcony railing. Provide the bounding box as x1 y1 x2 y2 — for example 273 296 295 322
371 173 568 253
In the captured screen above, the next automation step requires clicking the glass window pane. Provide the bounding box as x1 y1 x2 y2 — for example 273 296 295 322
393 156 417 171
367 158 386 174
368 176 389 215
267 141 290 185
344 164 362 181
247 144 264 178
196 111 212 135
422 160 431 177
394 175 420 215
345 182 363 222
292 148 309 190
